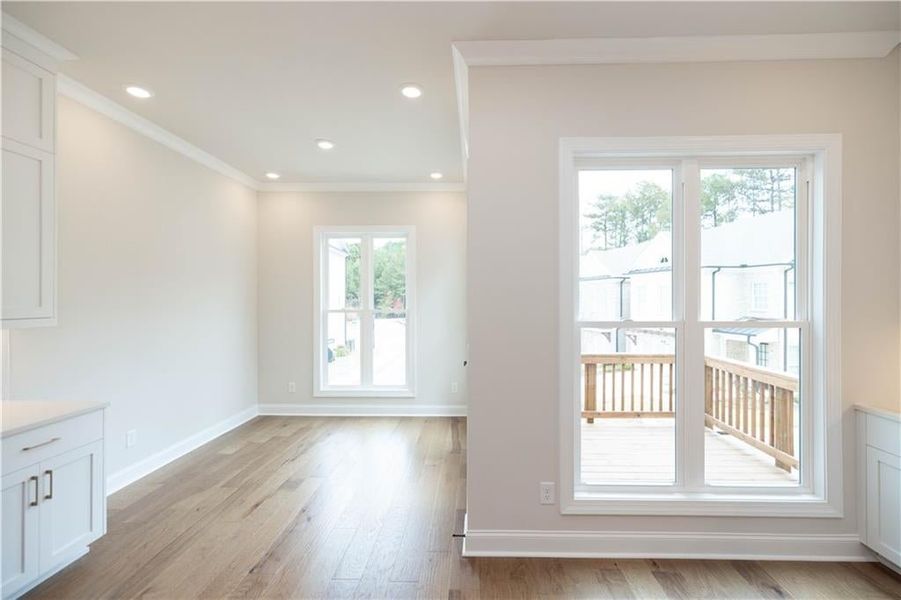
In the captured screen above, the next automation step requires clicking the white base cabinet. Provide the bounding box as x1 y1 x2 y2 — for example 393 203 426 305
856 406 901 571
1 407 106 599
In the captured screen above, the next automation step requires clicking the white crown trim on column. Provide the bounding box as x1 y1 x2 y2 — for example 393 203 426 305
57 75 260 190
453 31 901 67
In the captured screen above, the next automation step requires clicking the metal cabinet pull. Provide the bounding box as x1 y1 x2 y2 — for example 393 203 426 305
22 437 61 452
28 476 39 507
44 470 53 500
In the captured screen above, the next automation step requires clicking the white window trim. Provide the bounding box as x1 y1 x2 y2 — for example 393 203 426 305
558 135 842 517
313 225 417 398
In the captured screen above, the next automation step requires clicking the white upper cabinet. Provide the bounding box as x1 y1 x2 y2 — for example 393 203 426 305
1 50 54 153
2 140 55 323
1 29 61 328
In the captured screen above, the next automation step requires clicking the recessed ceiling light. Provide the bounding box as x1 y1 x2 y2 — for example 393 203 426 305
124 85 153 99
429 172 443 180
265 172 280 180
316 139 335 150
401 84 423 99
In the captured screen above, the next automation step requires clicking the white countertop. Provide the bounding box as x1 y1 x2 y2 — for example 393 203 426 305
1 401 108 438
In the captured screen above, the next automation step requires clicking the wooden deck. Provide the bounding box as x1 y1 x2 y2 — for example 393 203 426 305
582 418 798 485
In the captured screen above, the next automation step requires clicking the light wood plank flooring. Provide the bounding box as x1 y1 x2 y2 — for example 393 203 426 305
26 416 901 599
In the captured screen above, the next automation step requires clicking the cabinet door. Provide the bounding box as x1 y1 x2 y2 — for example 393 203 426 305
1 465 40 598
866 446 901 567
1 49 55 153
2 138 55 325
38 441 104 573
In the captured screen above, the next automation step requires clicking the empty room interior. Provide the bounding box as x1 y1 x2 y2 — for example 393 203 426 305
2 1 901 598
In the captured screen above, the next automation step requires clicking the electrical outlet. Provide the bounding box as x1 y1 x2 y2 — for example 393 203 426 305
450 381 459 393
288 381 296 393
539 482 555 505
126 429 137 448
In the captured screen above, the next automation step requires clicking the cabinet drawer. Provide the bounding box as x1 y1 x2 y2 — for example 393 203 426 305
2 411 103 476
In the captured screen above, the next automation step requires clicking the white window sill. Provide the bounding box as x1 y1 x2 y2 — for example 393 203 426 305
564 490 841 518
314 389 415 399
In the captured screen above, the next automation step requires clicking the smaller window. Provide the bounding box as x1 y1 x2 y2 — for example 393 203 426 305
315 227 415 396
756 342 770 367
751 281 769 312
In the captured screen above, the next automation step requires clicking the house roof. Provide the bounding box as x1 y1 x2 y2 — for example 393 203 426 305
581 209 793 278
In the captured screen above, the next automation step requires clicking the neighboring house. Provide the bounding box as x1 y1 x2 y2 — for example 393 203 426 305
580 209 799 374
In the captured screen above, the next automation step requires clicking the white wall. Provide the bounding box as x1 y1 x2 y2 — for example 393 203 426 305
257 191 467 414
6 96 258 479
466 54 900 549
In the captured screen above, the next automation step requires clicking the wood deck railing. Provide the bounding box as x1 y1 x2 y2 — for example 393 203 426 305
582 353 798 472
581 354 675 421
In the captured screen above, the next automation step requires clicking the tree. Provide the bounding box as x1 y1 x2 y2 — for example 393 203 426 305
736 168 794 214
624 181 671 243
585 194 628 250
585 182 670 250
342 241 406 313
344 243 361 305
701 172 738 227
373 241 406 312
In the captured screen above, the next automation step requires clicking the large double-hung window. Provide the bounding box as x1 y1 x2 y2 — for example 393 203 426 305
314 227 415 396
559 136 842 516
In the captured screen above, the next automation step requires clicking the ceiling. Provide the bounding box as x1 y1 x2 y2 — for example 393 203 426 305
6 2 899 185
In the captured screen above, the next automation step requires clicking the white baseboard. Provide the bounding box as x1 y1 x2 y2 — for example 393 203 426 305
106 405 258 494
258 402 467 417
463 527 873 561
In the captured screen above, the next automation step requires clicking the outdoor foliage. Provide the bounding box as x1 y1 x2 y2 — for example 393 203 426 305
586 181 672 250
586 168 795 250
343 240 406 312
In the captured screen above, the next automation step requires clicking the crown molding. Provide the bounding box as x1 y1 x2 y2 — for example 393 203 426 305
57 75 260 190
453 31 901 67
2 12 78 63
258 181 466 193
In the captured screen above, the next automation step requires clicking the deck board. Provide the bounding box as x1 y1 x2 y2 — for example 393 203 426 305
582 418 798 485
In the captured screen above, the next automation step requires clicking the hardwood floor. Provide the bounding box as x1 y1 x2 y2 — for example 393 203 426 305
25 416 901 599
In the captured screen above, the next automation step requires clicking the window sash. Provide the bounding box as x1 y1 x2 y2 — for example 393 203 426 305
315 228 415 395
573 156 811 496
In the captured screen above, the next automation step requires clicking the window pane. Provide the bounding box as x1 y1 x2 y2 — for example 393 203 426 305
326 312 361 386
700 168 796 320
704 327 800 486
373 314 406 386
327 238 361 309
578 170 673 321
580 327 676 485
373 237 406 312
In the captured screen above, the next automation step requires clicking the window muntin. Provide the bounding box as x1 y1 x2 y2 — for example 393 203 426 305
573 155 809 499
316 228 414 395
